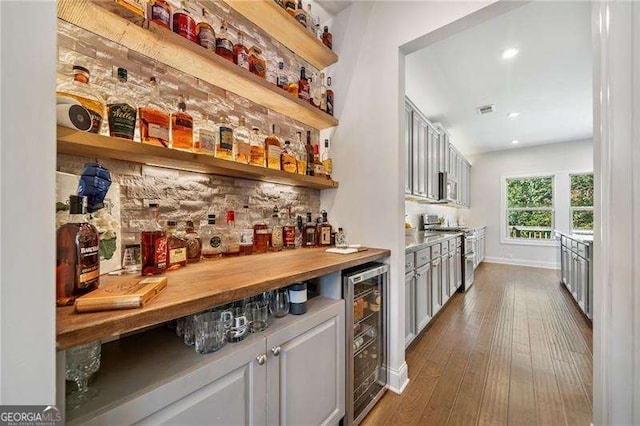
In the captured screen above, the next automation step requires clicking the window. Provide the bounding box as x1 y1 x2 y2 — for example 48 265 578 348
570 173 594 232
506 176 554 240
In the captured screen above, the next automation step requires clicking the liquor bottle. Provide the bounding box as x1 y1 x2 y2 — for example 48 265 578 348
196 8 216 50
253 211 270 254
288 79 299 98
224 210 241 256
233 31 250 70
313 144 325 177
322 139 333 179
233 116 251 164
139 77 170 147
265 124 283 170
284 0 296 16
335 227 347 247
266 51 277 85
107 67 137 140
185 220 202 263
281 139 298 173
202 214 224 259
194 114 216 155
322 25 333 49
56 195 99 306
315 18 322 41
274 0 284 8
295 0 307 27
172 1 197 43
148 0 172 29
318 210 332 246
305 130 315 176
166 220 187 270
319 72 327 112
306 4 314 31
141 203 168 276
248 46 266 79
294 131 307 175
298 66 310 102
310 72 322 109
283 207 296 249
171 95 194 151
326 76 334 116
214 115 234 160
249 126 265 167
215 20 234 62
57 65 105 134
270 207 284 251
276 61 288 90
303 212 317 247
239 205 254 255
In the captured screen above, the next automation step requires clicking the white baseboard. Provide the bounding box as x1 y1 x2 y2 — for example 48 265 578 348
483 257 560 270
387 361 409 394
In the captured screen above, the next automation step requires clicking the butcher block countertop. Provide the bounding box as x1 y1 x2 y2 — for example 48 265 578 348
57 247 390 350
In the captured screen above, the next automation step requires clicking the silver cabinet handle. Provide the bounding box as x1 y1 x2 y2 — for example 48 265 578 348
271 346 281 356
256 354 267 365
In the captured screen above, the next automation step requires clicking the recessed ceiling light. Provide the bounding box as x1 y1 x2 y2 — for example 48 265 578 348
511 140 519 145
507 112 520 119
501 48 519 59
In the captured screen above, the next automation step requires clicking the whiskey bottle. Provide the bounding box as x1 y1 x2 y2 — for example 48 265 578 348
194 114 217 155
56 195 100 306
166 220 187 271
107 67 137 140
284 0 296 16
139 77 170 147
202 214 224 259
303 212 317 247
248 46 266 79
306 4 315 31
266 51 277 85
318 210 332 246
315 18 322 41
171 95 194 151
310 72 322 108
214 115 234 161
322 139 333 179
322 26 333 49
253 211 270 254
239 205 254 255
233 116 251 164
196 8 216 50
57 65 105 134
298 66 310 102
185 220 202 263
319 72 327 112
295 0 307 27
305 130 315 176
288 79 299 98
295 215 304 248
148 0 172 29
265 124 283 170
172 1 197 43
281 139 298 173
295 131 307 175
249 126 266 167
215 20 234 62
276 61 288 89
141 203 168 276
313 144 326 177
326 76 334 116
283 207 296 249
270 206 284 251
233 31 250 70
224 210 241 256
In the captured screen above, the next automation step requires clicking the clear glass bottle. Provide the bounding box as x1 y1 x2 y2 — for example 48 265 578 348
166 220 187 270
295 0 307 27
326 76 334 116
265 51 277 85
318 210 332 246
310 71 322 109
319 72 327 112
139 76 170 147
281 139 297 173
249 126 266 167
56 195 100 306
202 214 225 259
295 215 304 248
306 4 315 31
214 115 234 161
224 210 241 256
215 20 234 62
171 95 194 151
305 130 315 176
239 205 254 255
233 31 250 70
298 66 310 102
265 124 282 170
315 18 322 41
303 212 317 247
233 116 251 164
295 131 307 175
248 46 266 79
185 220 202 263
194 114 217 155
172 0 197 43
57 65 105 134
322 139 333 179
335 227 347 247
141 203 168 276
107 67 137 140
270 207 284 251
276 61 288 90
196 8 216 50
148 0 172 29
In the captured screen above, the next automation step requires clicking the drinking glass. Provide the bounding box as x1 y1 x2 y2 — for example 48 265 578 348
65 341 101 410
194 311 227 354
122 243 141 273
247 301 269 333
182 315 195 346
227 307 249 343
270 289 290 318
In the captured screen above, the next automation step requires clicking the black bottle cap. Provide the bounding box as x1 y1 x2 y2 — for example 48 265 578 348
324 139 329 147
321 210 328 221
278 61 284 69
167 220 177 226
117 67 128 82
68 195 87 215
327 76 332 86
149 203 159 208
72 65 90 74
324 25 329 32
208 213 216 219
186 220 194 227
338 227 343 232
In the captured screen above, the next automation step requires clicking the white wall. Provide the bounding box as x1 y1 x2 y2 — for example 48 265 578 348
466 139 593 269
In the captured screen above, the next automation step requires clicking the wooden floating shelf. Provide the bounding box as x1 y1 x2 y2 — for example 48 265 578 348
221 0 338 70
57 127 339 190
56 0 339 130
56 247 390 350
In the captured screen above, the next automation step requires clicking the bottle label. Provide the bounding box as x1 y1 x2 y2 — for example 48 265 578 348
155 236 168 268
175 116 193 129
289 288 307 304
209 236 222 249
173 13 197 42
326 94 334 115
282 153 297 173
219 126 233 151
198 27 216 50
250 145 265 166
186 237 201 260
216 39 233 53
314 163 325 175
169 247 187 263
108 102 137 139
321 227 331 245
296 13 307 27
255 228 270 235
237 52 250 70
305 228 316 246
240 230 254 245
299 83 310 101
268 145 282 160
78 243 100 289
322 159 333 175
277 75 288 88
250 59 266 77
151 3 171 27
283 226 296 246
148 123 170 142
198 128 217 153
285 1 296 11
272 227 284 247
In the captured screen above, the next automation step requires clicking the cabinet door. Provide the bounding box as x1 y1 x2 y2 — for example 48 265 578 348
449 253 456 295
404 104 412 195
455 247 462 289
266 300 345 426
440 132 449 174
405 272 416 347
465 162 471 206
412 116 429 197
134 339 267 426
577 257 587 312
431 259 442 315
415 263 432 332
441 255 450 306
427 127 439 199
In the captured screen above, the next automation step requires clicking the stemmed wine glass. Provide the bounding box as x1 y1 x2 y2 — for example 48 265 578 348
65 341 101 410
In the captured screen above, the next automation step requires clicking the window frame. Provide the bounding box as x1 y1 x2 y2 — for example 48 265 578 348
569 172 594 233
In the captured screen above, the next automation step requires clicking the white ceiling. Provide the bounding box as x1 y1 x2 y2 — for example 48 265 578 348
405 1 592 156
315 0 353 16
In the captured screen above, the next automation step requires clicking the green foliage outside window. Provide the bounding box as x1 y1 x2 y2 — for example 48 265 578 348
506 176 554 239
507 177 553 208
570 174 594 230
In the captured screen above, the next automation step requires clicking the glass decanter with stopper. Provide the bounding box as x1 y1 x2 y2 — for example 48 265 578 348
57 65 105 134
233 116 251 164
202 214 225 259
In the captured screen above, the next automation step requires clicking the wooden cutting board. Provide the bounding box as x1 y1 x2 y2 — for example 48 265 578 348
74 276 167 313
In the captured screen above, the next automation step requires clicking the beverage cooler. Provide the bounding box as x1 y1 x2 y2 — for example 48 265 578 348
343 263 389 425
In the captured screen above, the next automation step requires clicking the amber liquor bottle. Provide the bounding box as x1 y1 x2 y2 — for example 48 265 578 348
283 207 296 249
305 130 315 176
166 220 187 271
139 77 170 147
298 66 310 102
56 195 100 306
281 140 298 173
172 0 197 43
215 20 234 62
318 210 332 246
303 212 317 247
57 65 105 134
171 95 194 151
141 203 168 276
233 31 250 70
322 26 333 50
265 124 283 170
253 215 271 254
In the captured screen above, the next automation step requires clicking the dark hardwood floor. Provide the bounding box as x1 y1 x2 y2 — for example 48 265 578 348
362 263 593 426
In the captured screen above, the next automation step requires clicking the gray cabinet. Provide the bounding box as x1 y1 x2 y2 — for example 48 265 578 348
404 103 412 195
430 257 442 316
448 252 457 296
454 246 463 289
404 271 416 347
440 253 450 306
415 263 432 333
412 114 429 198
559 234 592 321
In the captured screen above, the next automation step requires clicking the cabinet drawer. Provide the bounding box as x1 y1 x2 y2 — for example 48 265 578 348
430 243 441 258
456 238 462 248
449 239 456 251
405 253 415 271
415 248 430 267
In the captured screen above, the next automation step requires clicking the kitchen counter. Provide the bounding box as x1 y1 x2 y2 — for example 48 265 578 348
405 231 464 253
555 230 594 244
